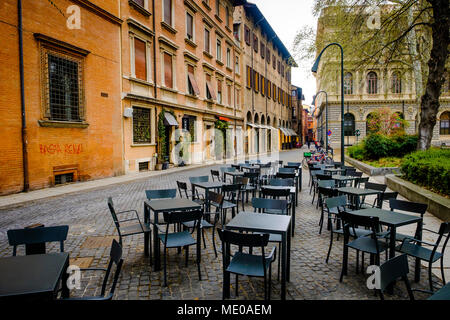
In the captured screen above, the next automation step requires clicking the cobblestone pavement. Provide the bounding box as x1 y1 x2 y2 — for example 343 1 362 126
0 148 445 300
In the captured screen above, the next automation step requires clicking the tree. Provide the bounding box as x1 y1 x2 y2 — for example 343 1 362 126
367 107 408 135
293 0 449 150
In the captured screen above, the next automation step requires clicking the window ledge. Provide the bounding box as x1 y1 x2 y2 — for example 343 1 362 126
214 14 222 23
161 21 178 34
160 86 178 94
185 38 197 48
203 51 213 59
226 66 233 72
225 26 232 33
131 143 156 147
185 93 199 99
128 76 154 86
38 120 89 128
128 0 152 17
216 59 224 66
202 1 211 11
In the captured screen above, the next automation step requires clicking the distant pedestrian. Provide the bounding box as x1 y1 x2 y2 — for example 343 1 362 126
307 137 310 149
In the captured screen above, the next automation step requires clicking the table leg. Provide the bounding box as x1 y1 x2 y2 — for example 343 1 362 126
61 256 70 299
414 220 423 282
386 226 397 294
291 193 295 237
287 227 291 282
281 232 287 300
153 210 160 272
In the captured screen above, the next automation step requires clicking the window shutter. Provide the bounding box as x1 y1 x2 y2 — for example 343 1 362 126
206 74 217 100
164 0 172 25
134 38 147 81
186 13 193 40
164 52 173 88
187 65 200 96
204 29 210 52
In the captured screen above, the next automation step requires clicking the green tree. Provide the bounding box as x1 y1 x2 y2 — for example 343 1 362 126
293 0 449 150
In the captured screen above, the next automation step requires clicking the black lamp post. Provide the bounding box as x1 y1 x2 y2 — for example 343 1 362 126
312 90 328 153
312 43 345 164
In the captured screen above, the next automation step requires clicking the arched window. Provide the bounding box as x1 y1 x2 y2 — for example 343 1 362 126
254 113 259 124
392 71 402 94
344 113 355 136
261 115 265 125
366 112 376 134
246 111 252 123
440 112 450 135
344 72 353 95
367 72 378 94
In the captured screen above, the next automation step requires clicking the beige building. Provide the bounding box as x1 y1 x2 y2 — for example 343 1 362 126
313 6 450 148
233 2 297 156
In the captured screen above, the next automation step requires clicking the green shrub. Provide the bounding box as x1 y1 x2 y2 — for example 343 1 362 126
401 148 450 196
347 143 366 160
350 133 418 160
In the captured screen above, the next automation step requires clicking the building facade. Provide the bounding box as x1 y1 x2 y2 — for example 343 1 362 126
314 6 450 148
0 0 123 195
291 85 304 146
233 2 297 156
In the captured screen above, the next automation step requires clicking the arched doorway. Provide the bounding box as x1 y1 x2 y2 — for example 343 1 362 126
254 113 260 154
440 111 450 135
366 112 376 135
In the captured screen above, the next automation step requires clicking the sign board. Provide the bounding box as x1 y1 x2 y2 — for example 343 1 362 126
327 130 332 136
355 129 361 137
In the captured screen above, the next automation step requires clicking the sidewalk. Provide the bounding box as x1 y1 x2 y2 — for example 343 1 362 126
0 149 297 209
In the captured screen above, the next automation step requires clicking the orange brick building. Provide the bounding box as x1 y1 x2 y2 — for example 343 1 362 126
0 0 123 195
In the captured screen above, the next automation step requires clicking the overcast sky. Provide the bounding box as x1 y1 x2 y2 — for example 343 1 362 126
252 0 317 107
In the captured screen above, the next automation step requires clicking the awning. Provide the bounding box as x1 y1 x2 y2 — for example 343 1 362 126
247 123 261 128
279 127 290 136
288 129 298 136
164 112 178 126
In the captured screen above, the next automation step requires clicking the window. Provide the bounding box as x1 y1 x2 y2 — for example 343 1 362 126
133 107 151 143
272 55 276 69
261 42 265 59
138 162 149 172
186 12 194 41
233 24 240 41
163 52 173 88
244 25 250 45
235 56 240 74
253 33 258 52
163 0 172 26
440 112 450 135
260 75 265 96
267 48 270 64
217 80 222 104
267 80 271 98
344 113 355 136
132 0 145 7
281 64 284 77
392 71 402 94
216 39 222 61
344 72 353 95
226 47 231 68
236 89 240 107
227 84 232 106
44 50 84 122
277 60 281 74
226 7 230 28
246 65 252 88
215 0 220 16
273 83 276 101
204 28 210 53
134 38 148 81
253 70 259 92
182 115 197 142
187 65 200 96
367 71 378 94
205 73 216 100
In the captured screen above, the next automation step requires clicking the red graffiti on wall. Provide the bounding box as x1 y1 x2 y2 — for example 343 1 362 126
39 144 83 155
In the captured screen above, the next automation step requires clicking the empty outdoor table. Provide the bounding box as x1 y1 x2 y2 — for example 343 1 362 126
223 171 244 183
225 212 292 300
0 252 70 300
191 181 226 213
324 168 345 175
332 175 360 187
144 198 202 271
351 207 423 283
260 185 296 233
337 187 382 209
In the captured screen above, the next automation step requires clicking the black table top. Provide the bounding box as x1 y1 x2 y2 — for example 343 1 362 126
225 212 291 234
0 253 69 298
261 185 296 193
224 171 244 176
332 175 360 181
145 198 202 212
337 187 382 196
191 181 226 189
351 208 422 227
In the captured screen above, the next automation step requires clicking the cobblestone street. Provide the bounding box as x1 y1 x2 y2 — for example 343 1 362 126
0 149 445 300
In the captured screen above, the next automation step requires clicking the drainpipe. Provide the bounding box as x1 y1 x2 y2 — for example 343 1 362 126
152 0 159 162
18 0 29 192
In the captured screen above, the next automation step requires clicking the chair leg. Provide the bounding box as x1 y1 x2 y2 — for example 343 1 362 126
326 230 333 264
428 261 434 292
268 264 272 300
163 247 168 287
277 243 281 281
185 246 189 267
235 275 239 297
202 228 207 249
356 250 359 274
263 274 267 300
340 246 348 282
441 258 446 285
197 246 202 281
212 228 218 258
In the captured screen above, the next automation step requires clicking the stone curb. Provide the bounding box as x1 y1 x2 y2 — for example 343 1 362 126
346 156 400 176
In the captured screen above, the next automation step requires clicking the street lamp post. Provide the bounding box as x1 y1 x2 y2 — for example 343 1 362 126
312 91 328 154
312 43 345 164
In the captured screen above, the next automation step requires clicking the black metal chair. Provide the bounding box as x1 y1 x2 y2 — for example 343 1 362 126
176 181 205 207
157 209 203 286
316 179 337 211
107 197 151 259
377 254 414 300
145 188 177 201
309 169 324 195
340 211 388 282
183 191 223 258
220 167 236 183
389 199 428 242
217 229 276 300
398 222 450 292
252 197 288 281
312 174 333 205
355 176 369 188
211 169 222 182
359 182 387 209
243 172 259 202
7 225 69 256
379 191 399 208
269 178 294 187
220 184 241 225
61 239 123 300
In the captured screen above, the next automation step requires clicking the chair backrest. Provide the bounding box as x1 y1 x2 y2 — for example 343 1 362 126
221 184 241 202
101 239 124 298
287 162 301 168
208 191 224 210
389 199 427 217
380 192 398 202
189 176 209 184
145 189 177 200
311 170 325 177
7 225 69 256
252 198 288 214
276 172 295 180
235 176 249 186
436 222 450 250
269 178 294 187
211 170 221 181
163 209 203 225
278 167 295 174
348 171 363 178
325 195 348 211
176 181 189 198
379 254 411 296
220 167 236 173
318 180 335 188
316 174 332 181
365 182 387 192
261 187 290 199
356 177 370 187
218 229 269 248
345 168 357 175
340 211 379 241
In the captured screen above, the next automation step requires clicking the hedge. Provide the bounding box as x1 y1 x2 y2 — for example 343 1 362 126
401 148 450 196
